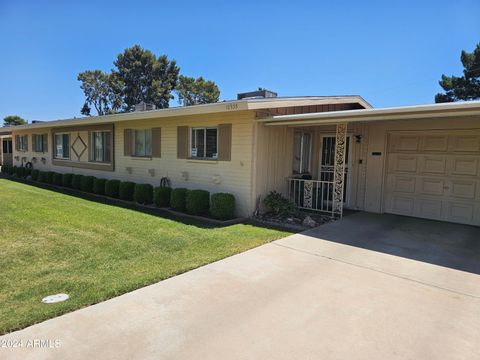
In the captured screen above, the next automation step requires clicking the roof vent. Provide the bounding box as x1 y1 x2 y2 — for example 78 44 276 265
135 102 157 112
237 88 277 100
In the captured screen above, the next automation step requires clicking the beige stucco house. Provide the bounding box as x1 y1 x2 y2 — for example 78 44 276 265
8 93 480 226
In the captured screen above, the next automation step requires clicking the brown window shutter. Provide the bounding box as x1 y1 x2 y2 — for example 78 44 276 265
152 127 162 158
43 134 48 153
32 135 36 152
124 129 132 156
177 126 189 159
25 135 28 151
15 135 19 151
217 124 232 161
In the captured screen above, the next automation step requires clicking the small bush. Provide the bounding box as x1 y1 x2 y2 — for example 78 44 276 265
186 189 210 215
119 181 135 201
154 186 172 207
105 179 121 198
12 166 18 176
62 173 73 188
263 191 295 219
15 166 25 178
37 171 46 183
1 164 11 175
45 171 55 184
80 175 95 193
25 168 32 177
52 172 63 186
210 193 236 220
71 174 84 190
93 178 106 195
134 183 153 204
171 188 188 211
31 169 40 181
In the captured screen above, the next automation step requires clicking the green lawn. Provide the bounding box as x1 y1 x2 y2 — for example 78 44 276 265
0 179 289 334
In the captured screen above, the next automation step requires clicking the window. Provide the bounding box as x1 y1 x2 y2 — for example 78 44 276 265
16 135 28 152
190 128 217 159
54 133 70 159
3 139 12 154
293 131 311 174
90 131 111 162
133 129 152 157
33 134 46 152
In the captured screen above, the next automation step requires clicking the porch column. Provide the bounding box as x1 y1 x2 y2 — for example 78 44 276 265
333 122 347 218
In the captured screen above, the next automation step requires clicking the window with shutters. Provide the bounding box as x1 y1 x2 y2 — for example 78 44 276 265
16 135 28 152
190 127 217 159
133 129 152 157
90 131 111 163
54 133 70 159
33 134 46 152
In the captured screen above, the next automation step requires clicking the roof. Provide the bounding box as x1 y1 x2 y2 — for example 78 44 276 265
259 100 480 126
0 129 12 136
11 96 371 131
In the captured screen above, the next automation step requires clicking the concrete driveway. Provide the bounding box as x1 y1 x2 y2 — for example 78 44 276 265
1 212 480 360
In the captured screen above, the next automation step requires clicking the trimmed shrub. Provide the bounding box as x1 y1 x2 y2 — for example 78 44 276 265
12 166 18 176
62 173 73 188
15 166 25 178
210 193 236 220
93 178 106 195
52 172 63 186
263 190 295 219
71 174 84 190
171 188 188 212
154 186 172 207
37 171 46 183
46 171 53 183
105 179 121 198
119 181 135 201
80 175 95 193
1 164 11 175
31 169 40 181
134 183 153 204
186 189 210 215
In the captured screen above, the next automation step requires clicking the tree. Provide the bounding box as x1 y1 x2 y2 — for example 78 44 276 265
435 43 480 103
77 70 122 116
113 45 180 111
3 115 26 126
176 75 220 106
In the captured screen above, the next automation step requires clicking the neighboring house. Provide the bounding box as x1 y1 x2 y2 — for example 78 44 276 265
8 90 480 226
0 130 13 167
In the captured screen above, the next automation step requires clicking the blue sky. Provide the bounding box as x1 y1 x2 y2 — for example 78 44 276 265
0 0 479 122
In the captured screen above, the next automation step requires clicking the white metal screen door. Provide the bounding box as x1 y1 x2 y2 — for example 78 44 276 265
319 136 350 206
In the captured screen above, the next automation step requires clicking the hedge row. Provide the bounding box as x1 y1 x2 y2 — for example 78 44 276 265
1 165 236 219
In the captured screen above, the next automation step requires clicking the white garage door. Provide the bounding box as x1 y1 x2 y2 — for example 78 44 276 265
384 130 480 226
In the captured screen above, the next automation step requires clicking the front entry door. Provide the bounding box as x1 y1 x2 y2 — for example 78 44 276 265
319 135 351 206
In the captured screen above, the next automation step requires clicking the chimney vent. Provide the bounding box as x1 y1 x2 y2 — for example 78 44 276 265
135 102 157 112
237 88 277 100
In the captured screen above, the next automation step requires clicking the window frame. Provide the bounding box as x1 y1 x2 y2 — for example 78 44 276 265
17 135 28 152
190 127 218 160
90 130 112 163
53 132 71 160
292 130 312 175
132 129 152 157
3 139 12 154
33 134 46 153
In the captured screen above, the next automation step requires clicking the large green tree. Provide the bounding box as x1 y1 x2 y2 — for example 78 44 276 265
3 115 26 126
113 45 180 110
176 75 220 106
78 70 122 116
435 43 480 103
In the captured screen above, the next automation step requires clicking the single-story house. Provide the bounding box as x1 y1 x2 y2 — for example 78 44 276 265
7 90 480 226
0 130 13 167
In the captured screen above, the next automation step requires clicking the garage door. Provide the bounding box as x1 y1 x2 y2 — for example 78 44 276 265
384 130 480 226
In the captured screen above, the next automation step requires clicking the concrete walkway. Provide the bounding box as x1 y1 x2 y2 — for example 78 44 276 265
1 212 480 360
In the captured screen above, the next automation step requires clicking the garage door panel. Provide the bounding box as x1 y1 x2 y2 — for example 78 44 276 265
422 135 448 152
386 130 480 226
420 156 447 174
451 135 480 152
450 157 478 176
449 180 477 200
419 178 445 196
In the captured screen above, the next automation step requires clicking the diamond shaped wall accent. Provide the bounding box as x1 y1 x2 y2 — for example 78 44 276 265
72 133 87 160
